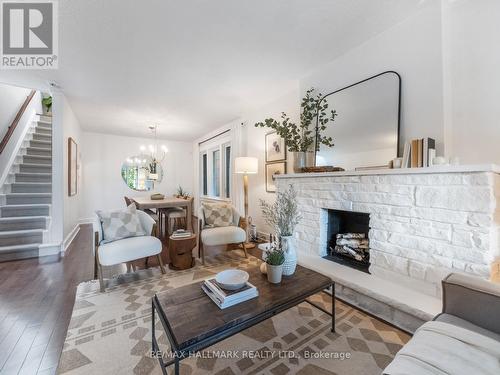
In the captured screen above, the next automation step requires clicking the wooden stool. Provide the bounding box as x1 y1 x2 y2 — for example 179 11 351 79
168 234 196 270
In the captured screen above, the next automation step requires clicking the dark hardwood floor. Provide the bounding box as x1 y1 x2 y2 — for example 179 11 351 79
0 225 95 375
0 221 252 374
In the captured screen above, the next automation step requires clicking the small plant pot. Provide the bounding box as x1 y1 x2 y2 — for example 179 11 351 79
266 264 283 284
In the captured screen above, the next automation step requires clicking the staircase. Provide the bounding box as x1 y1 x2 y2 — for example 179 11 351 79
0 115 52 261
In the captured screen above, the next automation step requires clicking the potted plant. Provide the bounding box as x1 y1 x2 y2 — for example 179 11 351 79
260 185 301 275
265 248 285 283
42 96 52 115
175 185 190 199
255 87 337 172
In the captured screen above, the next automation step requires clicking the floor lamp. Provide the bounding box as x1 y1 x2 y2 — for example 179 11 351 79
234 157 258 249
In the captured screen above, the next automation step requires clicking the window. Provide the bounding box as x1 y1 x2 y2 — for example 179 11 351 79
199 133 231 199
224 145 231 198
202 153 208 196
212 149 220 197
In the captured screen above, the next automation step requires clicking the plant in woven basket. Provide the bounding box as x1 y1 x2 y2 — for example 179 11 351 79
255 87 337 152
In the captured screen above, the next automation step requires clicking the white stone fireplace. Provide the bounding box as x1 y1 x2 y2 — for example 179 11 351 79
276 165 500 331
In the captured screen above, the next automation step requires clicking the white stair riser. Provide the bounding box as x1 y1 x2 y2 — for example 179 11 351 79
0 218 47 231
6 195 52 205
0 206 50 217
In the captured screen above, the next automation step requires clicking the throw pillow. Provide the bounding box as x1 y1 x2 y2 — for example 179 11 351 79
202 202 233 227
96 203 147 243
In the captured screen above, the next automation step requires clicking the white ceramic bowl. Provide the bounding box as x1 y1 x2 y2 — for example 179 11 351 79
215 269 249 290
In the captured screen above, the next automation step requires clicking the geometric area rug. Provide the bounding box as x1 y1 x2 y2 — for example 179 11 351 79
57 252 410 374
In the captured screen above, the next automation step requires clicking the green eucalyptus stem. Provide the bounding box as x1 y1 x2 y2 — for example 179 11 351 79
255 88 337 152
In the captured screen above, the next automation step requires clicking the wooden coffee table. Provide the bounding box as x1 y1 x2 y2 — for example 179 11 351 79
152 264 334 374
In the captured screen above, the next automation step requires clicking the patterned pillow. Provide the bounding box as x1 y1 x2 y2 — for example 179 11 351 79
202 202 233 227
96 204 147 244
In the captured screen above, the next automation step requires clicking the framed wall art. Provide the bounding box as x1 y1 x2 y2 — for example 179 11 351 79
265 162 286 193
265 131 286 162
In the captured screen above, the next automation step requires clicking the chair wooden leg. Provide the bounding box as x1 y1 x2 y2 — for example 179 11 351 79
157 254 166 274
98 263 105 292
241 242 248 258
200 241 205 265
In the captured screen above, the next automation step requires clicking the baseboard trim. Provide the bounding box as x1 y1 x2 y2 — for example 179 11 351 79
62 224 81 255
39 242 62 257
79 217 94 225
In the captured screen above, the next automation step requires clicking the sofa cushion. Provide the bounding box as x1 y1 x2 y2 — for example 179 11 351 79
201 226 246 246
202 202 233 227
96 204 146 244
435 313 500 342
97 236 162 266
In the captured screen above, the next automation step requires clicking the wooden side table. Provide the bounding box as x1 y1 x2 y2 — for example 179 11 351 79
168 234 196 270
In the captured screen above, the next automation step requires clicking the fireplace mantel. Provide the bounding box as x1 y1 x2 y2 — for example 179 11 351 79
275 164 500 331
275 163 500 180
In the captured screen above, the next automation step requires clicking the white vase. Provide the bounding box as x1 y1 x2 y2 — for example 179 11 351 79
267 264 283 284
281 236 297 276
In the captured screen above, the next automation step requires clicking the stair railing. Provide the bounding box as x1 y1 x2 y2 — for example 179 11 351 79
0 89 36 154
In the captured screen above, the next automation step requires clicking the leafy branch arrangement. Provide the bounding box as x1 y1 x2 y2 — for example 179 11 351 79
260 184 301 238
255 88 337 152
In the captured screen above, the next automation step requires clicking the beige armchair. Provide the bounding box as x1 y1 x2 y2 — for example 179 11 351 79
198 204 247 264
94 210 166 292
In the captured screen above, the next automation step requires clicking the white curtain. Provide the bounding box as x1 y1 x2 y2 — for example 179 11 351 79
230 120 246 214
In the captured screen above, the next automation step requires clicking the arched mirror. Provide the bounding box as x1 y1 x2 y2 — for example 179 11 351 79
315 71 401 170
121 156 163 191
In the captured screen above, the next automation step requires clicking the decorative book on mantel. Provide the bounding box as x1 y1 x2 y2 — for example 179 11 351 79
402 138 436 168
202 278 259 309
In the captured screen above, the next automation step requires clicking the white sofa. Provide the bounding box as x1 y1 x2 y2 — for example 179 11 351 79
93 210 165 292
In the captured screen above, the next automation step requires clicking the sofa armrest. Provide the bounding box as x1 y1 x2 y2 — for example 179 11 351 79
442 273 500 335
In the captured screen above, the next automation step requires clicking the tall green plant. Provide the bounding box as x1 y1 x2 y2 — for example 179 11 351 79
255 88 337 152
260 185 301 237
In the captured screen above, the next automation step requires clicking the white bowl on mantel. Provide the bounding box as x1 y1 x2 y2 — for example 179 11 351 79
215 269 249 290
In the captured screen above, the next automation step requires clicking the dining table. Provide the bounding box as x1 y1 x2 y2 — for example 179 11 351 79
132 196 193 233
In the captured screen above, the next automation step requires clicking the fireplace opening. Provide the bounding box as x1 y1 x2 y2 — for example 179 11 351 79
323 209 370 273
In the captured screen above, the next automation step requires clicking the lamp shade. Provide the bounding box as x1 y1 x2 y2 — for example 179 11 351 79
234 157 258 174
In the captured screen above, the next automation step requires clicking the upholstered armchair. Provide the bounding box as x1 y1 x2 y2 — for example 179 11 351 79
94 209 165 292
198 204 247 264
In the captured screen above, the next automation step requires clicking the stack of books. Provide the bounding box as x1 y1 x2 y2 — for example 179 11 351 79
402 138 436 168
171 229 192 239
202 279 258 309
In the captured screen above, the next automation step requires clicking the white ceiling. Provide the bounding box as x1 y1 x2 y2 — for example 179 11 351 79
0 0 428 141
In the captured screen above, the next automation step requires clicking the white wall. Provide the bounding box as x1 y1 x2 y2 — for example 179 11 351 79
62 95 84 242
80 132 193 220
0 83 30 141
442 0 500 164
244 89 299 235
300 1 445 157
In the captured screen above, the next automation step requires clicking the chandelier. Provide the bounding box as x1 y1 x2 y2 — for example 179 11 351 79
140 125 168 180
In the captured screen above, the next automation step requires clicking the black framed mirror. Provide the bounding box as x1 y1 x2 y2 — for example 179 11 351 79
315 71 401 170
